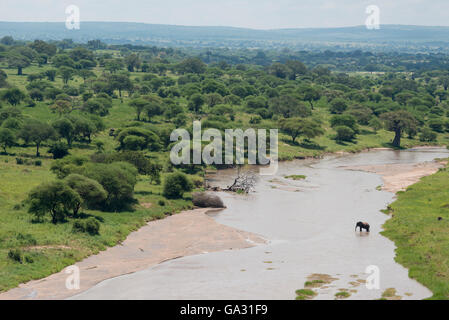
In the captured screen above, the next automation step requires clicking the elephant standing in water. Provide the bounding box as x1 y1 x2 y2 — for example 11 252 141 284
355 221 370 232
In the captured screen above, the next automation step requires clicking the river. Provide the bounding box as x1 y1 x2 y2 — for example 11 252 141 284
72 147 449 300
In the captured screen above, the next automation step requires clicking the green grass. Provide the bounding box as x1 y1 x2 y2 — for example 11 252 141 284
335 291 351 299
382 162 449 300
285 174 306 180
295 288 317 300
0 152 196 292
304 279 325 287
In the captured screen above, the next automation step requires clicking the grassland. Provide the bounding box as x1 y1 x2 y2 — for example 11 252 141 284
382 161 449 300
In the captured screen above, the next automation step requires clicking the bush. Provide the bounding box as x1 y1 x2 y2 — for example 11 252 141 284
64 174 107 212
190 176 204 188
7 249 22 263
249 115 262 124
158 199 166 206
428 119 445 133
15 157 24 165
72 217 100 235
48 141 69 159
335 126 356 142
163 172 193 199
34 160 42 166
419 127 437 142
83 162 138 211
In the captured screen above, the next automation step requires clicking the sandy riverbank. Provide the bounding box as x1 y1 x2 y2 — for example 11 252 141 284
343 160 447 193
0 208 264 300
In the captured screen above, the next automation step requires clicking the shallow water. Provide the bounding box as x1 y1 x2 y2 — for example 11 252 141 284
73 147 449 300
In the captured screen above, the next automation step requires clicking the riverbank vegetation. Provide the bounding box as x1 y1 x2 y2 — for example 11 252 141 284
1 35 449 293
382 160 449 300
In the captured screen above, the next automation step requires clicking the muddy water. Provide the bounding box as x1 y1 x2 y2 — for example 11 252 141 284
73 147 449 300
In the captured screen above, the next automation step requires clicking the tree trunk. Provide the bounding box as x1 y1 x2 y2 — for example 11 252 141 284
392 128 401 148
17 67 22 75
36 143 40 157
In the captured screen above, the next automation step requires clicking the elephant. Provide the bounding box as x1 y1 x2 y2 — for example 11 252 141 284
355 221 370 232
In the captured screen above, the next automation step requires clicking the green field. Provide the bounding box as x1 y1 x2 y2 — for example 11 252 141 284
382 161 449 300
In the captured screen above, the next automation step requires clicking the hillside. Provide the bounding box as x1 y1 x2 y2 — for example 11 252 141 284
2 22 449 51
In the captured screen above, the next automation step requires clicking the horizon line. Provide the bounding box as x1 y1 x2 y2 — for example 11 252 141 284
1 21 449 31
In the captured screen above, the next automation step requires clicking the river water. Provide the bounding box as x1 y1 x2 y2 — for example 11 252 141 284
73 147 449 300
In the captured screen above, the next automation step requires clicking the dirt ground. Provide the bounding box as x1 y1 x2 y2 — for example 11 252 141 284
0 208 265 300
345 160 446 193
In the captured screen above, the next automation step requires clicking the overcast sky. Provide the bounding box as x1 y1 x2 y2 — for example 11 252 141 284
0 0 448 29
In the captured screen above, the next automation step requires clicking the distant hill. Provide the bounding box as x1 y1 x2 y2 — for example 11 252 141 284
2 22 449 51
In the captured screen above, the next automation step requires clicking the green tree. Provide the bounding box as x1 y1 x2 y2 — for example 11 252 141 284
380 110 417 148
188 93 205 113
1 88 26 106
58 66 76 85
129 98 147 121
279 118 324 143
335 126 356 142
83 162 138 211
0 128 16 153
163 172 193 199
269 95 311 118
50 99 72 116
329 98 348 114
28 181 81 223
7 53 31 75
301 86 321 110
53 118 75 147
124 54 141 72
176 58 206 74
19 120 56 156
64 174 107 215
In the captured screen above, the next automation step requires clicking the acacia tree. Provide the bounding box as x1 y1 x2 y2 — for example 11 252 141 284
58 66 76 85
28 181 81 223
129 98 147 121
0 128 16 153
1 88 26 106
19 120 56 156
279 118 324 143
301 86 321 110
380 110 417 148
7 53 30 75
53 118 75 147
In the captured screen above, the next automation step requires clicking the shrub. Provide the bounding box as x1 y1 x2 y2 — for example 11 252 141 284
329 98 348 114
15 157 24 165
158 199 166 206
335 126 356 142
83 162 138 211
163 172 193 199
335 126 355 142
7 249 22 263
64 174 107 213
72 217 100 235
428 119 445 133
249 115 262 124
419 127 437 142
48 141 69 159
34 160 42 166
